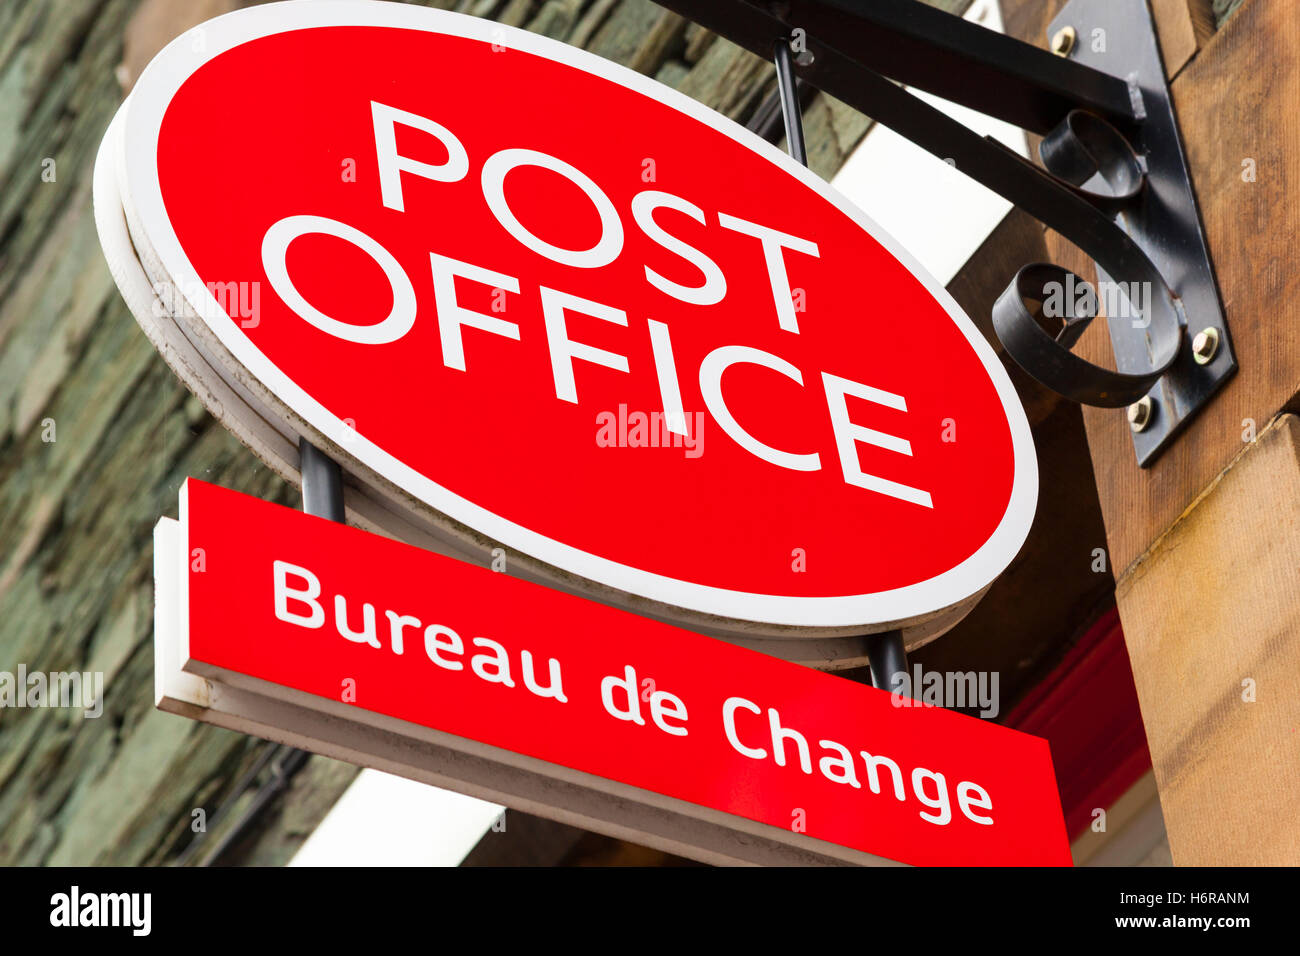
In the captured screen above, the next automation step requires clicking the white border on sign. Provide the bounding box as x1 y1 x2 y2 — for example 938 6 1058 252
119 0 1038 630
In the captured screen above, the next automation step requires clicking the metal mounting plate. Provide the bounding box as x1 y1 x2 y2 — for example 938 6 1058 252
1050 0 1235 466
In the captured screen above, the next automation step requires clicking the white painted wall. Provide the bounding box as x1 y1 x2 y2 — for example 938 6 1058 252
289 768 504 867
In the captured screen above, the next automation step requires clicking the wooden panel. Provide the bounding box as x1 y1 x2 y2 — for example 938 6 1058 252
1114 413 1300 864
1152 0 1216 78
1000 0 1067 46
1048 0 1300 576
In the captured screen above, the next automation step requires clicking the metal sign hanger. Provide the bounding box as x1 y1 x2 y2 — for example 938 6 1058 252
668 0 1234 467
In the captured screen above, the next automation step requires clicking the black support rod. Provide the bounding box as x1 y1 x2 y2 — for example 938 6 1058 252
746 69 817 146
865 630 909 694
773 37 808 166
300 437 345 522
657 0 1137 134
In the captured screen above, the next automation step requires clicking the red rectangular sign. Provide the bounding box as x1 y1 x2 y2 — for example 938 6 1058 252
175 478 1070 865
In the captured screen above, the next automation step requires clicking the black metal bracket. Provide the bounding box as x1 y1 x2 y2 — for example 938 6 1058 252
659 0 1235 467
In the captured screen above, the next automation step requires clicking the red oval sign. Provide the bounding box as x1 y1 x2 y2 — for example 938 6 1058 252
115 2 1036 633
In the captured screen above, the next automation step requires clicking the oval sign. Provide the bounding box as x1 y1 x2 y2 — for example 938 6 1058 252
115 1 1036 634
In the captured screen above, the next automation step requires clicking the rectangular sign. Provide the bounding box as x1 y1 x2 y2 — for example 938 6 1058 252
155 479 1070 866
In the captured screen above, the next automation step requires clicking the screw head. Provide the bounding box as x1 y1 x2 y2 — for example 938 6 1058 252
1128 396 1154 432
1192 327 1220 365
1051 25 1077 57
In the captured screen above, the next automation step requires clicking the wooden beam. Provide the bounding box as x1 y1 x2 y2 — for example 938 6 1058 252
1007 0 1300 865
1152 0 1216 78
1047 0 1295 578
1114 413 1300 864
